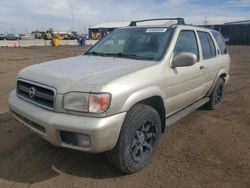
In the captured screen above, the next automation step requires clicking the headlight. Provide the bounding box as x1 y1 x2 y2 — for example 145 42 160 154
63 92 111 113
63 92 89 112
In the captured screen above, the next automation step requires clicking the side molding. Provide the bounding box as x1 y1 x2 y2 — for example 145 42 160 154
166 97 209 126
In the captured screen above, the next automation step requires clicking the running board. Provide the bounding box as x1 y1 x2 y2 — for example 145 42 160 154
165 98 209 127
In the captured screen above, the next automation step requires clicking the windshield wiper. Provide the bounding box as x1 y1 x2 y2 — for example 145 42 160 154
106 53 143 60
85 52 154 60
85 51 107 56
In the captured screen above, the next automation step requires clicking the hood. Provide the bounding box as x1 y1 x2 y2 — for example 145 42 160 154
18 55 155 93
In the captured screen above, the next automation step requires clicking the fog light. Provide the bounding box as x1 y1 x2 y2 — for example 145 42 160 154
60 131 90 147
75 133 90 147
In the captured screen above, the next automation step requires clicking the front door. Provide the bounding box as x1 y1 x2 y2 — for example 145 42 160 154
165 30 205 116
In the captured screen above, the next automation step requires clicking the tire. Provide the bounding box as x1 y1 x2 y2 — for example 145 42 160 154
106 104 162 173
207 77 225 110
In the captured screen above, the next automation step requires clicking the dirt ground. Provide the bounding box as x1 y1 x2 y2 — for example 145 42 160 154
0 46 250 188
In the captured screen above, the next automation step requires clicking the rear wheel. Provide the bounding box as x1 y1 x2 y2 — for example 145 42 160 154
106 104 162 173
207 77 225 110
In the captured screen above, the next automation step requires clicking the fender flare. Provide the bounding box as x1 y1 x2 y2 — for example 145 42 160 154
120 86 166 112
207 68 227 96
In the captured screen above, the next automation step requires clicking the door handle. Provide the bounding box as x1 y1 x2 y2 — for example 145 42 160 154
200 66 205 70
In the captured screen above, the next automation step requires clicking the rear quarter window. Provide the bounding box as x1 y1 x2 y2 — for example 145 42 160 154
198 31 216 60
212 31 228 55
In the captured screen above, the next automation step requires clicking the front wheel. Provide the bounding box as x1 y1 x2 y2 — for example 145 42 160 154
207 77 225 110
106 104 162 173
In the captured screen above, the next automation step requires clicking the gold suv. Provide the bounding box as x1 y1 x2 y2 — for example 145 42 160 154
9 18 230 173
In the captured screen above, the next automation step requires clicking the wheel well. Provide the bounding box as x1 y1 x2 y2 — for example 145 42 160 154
137 96 166 132
220 73 227 82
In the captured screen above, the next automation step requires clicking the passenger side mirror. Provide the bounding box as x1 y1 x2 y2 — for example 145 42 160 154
171 52 197 68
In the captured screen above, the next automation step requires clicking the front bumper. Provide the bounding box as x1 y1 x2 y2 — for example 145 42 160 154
8 90 126 153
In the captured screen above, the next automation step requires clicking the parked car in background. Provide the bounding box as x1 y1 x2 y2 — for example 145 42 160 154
224 36 230 43
20 35 35 40
0 34 7 40
6 34 21 40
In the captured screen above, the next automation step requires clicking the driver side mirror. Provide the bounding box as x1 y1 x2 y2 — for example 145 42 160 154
171 52 197 68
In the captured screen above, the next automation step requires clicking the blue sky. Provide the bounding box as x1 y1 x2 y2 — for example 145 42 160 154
0 0 249 33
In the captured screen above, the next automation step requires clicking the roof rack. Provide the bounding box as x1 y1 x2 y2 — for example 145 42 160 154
129 18 185 26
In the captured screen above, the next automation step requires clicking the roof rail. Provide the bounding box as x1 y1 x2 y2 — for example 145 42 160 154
129 18 185 26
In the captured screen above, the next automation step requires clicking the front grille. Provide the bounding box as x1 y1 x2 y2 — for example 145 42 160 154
17 80 55 110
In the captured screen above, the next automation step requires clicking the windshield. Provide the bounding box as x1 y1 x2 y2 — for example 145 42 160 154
86 28 172 61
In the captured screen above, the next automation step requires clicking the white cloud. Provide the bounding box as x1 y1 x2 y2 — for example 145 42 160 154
164 0 190 6
0 0 249 33
229 0 250 7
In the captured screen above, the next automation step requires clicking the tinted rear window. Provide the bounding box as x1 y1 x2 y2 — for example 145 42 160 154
198 32 216 60
212 31 228 55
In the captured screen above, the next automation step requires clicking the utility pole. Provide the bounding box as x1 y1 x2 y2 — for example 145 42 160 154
71 3 75 31
204 16 209 25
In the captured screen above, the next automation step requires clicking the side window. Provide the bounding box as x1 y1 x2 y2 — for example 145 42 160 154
173 30 199 60
198 32 216 60
207 34 216 57
212 31 228 55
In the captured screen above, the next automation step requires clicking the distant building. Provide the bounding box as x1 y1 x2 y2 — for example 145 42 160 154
89 19 250 45
88 21 130 40
224 20 250 25
201 20 250 45
220 20 250 45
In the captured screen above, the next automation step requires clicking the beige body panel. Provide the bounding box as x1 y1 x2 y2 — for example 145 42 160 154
9 90 126 152
105 26 230 117
8 25 230 152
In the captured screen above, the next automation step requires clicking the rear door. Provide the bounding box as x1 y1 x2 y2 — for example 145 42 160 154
197 31 218 94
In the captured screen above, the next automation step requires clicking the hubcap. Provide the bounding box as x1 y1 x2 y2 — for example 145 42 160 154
137 132 145 144
130 120 156 163
215 84 223 104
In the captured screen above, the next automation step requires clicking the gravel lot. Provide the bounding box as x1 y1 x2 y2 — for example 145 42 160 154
0 46 250 188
